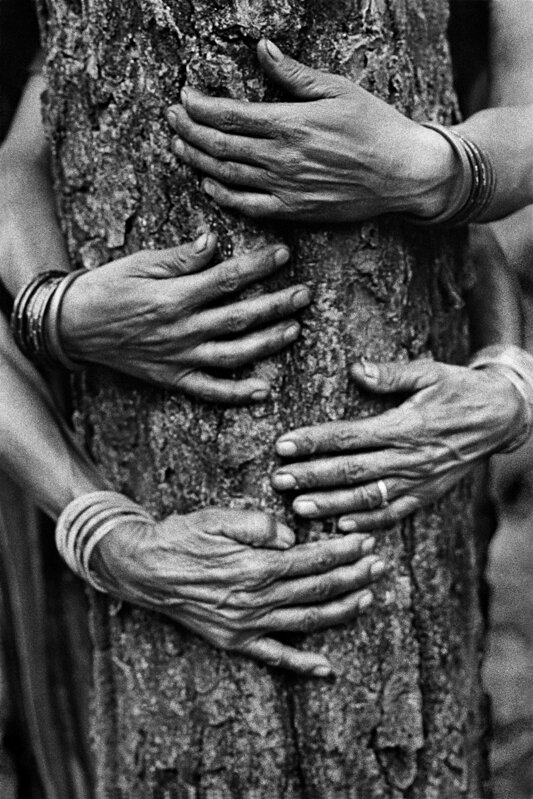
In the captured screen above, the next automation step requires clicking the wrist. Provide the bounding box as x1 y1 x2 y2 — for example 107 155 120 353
402 123 463 219
55 271 94 362
469 345 533 452
55 491 154 592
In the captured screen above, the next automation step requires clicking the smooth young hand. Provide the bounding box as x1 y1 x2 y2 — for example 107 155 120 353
60 233 310 403
272 359 526 530
167 39 457 223
93 507 386 676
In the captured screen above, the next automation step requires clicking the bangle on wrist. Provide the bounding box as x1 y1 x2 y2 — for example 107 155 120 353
405 123 496 228
55 491 154 592
469 345 533 453
10 269 87 370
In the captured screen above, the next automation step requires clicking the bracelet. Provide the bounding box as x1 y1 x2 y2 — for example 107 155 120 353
469 345 533 453
55 491 154 593
10 269 87 370
406 122 496 228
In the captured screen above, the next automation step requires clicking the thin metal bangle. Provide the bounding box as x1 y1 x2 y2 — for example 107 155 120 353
45 269 88 371
404 122 473 227
10 271 67 361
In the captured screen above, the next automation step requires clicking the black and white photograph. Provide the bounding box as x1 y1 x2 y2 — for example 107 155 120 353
0 0 532 796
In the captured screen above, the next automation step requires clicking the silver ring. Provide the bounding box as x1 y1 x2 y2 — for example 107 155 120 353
376 480 389 508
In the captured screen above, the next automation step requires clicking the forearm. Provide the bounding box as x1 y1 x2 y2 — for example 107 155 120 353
0 72 69 297
451 104 533 222
0 315 109 519
467 225 523 352
442 1 533 223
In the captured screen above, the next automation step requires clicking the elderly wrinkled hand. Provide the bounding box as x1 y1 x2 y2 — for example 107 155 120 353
271 358 527 531
167 39 454 223
92 507 385 676
60 234 309 403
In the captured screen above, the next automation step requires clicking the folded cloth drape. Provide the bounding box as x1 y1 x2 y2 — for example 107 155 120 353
0 470 93 799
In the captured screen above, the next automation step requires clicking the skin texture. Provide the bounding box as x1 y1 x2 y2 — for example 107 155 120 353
168 38 533 225
168 39 457 223
94 509 384 676
272 359 524 529
0 74 307 402
61 235 310 402
0 311 383 674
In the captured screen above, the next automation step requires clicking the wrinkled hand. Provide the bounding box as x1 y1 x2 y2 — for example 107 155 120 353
167 39 455 223
93 507 385 675
272 359 525 531
61 233 310 403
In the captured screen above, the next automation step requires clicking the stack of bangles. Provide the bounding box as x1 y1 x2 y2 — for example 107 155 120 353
409 122 496 227
469 344 533 452
10 268 87 369
55 491 155 593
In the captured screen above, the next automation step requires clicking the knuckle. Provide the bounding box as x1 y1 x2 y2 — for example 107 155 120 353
219 161 238 183
342 460 365 485
216 350 238 368
221 109 239 130
263 649 284 668
216 264 243 294
308 577 331 602
223 311 248 333
211 130 229 157
315 547 336 572
301 607 322 633
358 484 380 510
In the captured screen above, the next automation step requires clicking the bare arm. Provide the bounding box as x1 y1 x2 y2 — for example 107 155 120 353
167 32 533 224
0 71 70 297
0 314 108 518
468 0 533 349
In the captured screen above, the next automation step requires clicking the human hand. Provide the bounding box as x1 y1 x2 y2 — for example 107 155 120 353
272 359 527 531
60 233 310 403
167 39 457 223
93 507 385 676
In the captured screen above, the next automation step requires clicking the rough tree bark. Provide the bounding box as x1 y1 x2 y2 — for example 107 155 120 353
38 1 489 796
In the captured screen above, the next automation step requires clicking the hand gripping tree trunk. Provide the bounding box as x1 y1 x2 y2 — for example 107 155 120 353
38 1 489 796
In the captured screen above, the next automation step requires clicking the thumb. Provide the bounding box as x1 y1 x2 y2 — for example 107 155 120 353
141 232 218 278
257 39 346 100
198 508 296 550
350 358 440 394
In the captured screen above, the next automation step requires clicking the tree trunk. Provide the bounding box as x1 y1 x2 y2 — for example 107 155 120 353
38 1 489 796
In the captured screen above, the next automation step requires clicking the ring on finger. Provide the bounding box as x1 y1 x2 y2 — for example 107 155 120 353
376 479 389 508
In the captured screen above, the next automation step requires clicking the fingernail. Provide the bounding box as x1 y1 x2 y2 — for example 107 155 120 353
294 499 318 516
313 664 332 678
203 180 215 197
274 247 290 266
283 324 299 344
361 536 375 554
193 232 210 253
172 136 184 156
338 518 357 532
370 560 387 578
265 39 283 63
167 107 178 125
272 472 297 490
358 591 373 610
251 387 270 402
276 439 297 457
180 87 190 104
291 287 311 309
361 358 379 382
